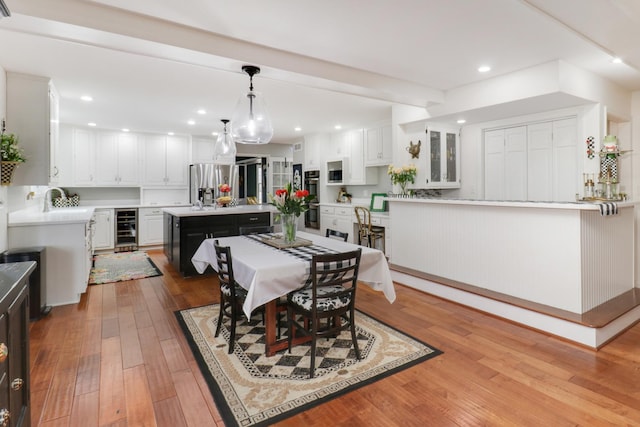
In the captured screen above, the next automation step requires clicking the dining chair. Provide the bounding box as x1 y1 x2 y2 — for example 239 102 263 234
287 248 362 378
354 206 385 252
325 228 348 242
238 225 274 235
213 240 257 353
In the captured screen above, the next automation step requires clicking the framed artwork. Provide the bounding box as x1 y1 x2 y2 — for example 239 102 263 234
293 164 303 190
370 193 387 212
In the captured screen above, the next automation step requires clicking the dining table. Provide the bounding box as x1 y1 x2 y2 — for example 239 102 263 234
191 231 396 356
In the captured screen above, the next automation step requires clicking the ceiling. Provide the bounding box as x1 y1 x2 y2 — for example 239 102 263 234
0 0 639 143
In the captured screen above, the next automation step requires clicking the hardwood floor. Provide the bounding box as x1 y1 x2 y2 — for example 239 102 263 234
30 250 640 426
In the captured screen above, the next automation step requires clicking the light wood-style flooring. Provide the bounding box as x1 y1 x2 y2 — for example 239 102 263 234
30 250 640 426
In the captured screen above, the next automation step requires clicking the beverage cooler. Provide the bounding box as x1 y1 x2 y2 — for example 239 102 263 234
115 208 137 252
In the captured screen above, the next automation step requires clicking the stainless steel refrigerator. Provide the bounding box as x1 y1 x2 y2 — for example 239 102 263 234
189 163 238 205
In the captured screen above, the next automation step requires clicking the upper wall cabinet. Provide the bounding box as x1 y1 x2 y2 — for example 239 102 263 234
346 129 377 185
303 134 324 171
412 126 460 189
484 126 527 200
72 128 96 186
365 124 392 166
192 136 215 164
6 72 58 185
142 134 190 186
95 132 140 186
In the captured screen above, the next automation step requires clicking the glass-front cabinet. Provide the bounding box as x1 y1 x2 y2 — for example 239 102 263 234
426 127 460 189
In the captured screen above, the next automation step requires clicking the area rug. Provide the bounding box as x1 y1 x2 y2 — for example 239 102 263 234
176 304 442 426
89 251 162 284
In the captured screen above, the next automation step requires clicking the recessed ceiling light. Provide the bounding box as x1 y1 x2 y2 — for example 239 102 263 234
197 109 206 115
478 65 491 73
457 119 466 124
334 124 342 130
187 120 195 125
122 128 130 132
87 122 96 127
211 131 219 136
81 95 93 102
168 132 175 136
612 57 623 64
294 127 302 132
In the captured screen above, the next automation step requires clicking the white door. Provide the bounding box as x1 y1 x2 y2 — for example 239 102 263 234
552 117 578 201
73 128 96 186
95 132 119 185
504 126 527 200
484 129 505 200
93 209 114 250
527 122 553 201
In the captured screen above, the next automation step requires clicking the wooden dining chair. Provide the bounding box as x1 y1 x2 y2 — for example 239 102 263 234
213 240 253 354
287 248 362 378
238 225 274 235
354 206 385 252
325 228 348 242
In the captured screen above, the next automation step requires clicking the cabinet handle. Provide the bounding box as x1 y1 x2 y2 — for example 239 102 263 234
10 378 23 391
0 343 7 363
0 408 9 426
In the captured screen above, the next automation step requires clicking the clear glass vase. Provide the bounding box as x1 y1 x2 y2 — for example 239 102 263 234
280 213 298 244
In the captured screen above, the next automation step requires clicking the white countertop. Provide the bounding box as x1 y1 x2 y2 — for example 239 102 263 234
162 204 276 217
9 207 96 227
386 197 637 210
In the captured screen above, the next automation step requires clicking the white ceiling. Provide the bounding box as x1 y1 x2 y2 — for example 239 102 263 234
0 0 639 142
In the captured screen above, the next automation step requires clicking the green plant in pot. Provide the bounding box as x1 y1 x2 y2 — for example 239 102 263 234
1 120 26 185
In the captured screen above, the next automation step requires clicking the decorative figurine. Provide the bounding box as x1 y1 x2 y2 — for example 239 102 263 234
406 140 421 159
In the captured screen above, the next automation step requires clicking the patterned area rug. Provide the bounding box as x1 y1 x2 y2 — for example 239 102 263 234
89 251 162 285
176 304 442 426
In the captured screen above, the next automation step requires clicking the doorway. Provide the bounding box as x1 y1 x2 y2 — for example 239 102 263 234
236 157 268 204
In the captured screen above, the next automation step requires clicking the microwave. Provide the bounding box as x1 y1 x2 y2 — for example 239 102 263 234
328 169 343 183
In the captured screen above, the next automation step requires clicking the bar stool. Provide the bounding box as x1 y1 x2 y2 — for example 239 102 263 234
354 206 385 253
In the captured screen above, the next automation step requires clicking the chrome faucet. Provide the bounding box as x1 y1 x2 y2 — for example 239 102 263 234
43 187 67 212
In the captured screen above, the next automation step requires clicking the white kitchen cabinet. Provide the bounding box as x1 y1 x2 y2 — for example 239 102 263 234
8 220 92 306
138 207 164 246
365 124 392 166
49 85 61 184
95 132 140 185
484 126 527 200
93 209 114 250
320 205 354 243
347 129 377 185
6 72 58 185
142 134 189 186
73 128 96 186
192 136 215 163
413 126 460 189
303 134 324 171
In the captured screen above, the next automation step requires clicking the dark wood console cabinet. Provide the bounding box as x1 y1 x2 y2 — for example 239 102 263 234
0 262 34 427
164 212 270 277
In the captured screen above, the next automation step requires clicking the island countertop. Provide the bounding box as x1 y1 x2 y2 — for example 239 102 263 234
385 197 637 210
162 204 276 217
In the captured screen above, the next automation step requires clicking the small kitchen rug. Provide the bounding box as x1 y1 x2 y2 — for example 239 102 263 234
89 251 162 285
176 304 442 427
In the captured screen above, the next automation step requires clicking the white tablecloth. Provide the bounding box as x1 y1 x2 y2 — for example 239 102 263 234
191 231 396 318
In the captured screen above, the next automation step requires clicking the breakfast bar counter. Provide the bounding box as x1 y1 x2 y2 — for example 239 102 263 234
387 197 638 347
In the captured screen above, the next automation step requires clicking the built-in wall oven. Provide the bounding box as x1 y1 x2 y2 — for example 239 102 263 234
304 170 320 229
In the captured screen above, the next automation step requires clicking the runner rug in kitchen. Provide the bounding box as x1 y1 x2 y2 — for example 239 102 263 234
89 251 162 285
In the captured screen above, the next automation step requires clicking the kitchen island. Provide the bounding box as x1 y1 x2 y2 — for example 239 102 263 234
162 205 275 276
387 197 639 348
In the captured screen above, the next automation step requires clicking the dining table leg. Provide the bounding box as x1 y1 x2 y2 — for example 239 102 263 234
263 299 312 357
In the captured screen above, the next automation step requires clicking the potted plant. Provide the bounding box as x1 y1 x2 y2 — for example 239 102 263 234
1 120 26 185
